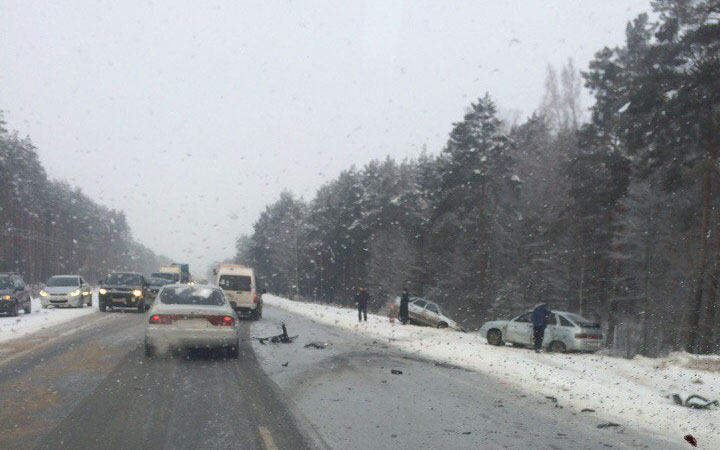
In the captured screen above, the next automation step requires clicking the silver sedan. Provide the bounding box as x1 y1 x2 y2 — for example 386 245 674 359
479 310 604 353
144 284 240 358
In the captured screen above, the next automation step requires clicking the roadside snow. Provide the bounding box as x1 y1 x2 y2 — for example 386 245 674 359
264 295 720 447
0 293 98 344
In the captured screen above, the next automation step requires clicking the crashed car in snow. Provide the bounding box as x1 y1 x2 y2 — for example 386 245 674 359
479 310 604 353
394 296 462 330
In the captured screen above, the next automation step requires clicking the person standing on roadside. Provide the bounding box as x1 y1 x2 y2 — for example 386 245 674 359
531 302 552 353
355 286 370 322
399 287 410 325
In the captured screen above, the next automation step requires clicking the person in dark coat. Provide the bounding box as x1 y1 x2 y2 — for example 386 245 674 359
355 286 369 322
531 303 552 352
399 288 410 325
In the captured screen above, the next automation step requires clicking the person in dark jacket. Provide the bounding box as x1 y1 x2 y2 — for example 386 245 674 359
399 288 410 325
355 286 370 322
531 303 552 352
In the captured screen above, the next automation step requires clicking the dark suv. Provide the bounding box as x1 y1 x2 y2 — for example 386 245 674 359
98 272 149 313
0 273 32 316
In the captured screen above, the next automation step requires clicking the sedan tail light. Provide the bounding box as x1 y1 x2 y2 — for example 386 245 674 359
206 315 236 326
575 333 603 340
149 314 174 325
253 292 258 304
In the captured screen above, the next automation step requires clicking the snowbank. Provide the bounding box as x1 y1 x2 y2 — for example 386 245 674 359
265 295 720 447
0 294 98 344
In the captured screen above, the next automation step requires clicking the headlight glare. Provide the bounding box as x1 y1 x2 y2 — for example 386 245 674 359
3 295 10 300
132 289 142 297
99 288 107 295
69 289 80 297
40 290 49 297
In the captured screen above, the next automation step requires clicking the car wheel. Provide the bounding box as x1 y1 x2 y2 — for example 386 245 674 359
24 303 31 314
548 341 567 353
144 341 155 358
86 297 92 307
437 321 448 329
9 302 19 317
137 301 145 313
487 329 503 346
99 301 107 312
42 304 48 309
227 342 239 358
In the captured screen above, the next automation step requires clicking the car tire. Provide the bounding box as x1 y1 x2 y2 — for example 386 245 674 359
9 302 19 317
137 301 145 313
144 341 155 358
487 329 503 346
251 309 261 321
437 321 448 329
548 341 566 353
86 297 92 307
227 342 239 359
42 304 48 309
24 303 31 314
99 301 107 312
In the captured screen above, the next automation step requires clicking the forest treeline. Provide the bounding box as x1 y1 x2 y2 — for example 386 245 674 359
237 0 720 357
0 115 167 284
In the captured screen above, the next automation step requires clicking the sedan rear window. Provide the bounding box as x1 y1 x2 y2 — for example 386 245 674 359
159 286 225 306
46 277 80 287
412 299 427 308
219 275 252 291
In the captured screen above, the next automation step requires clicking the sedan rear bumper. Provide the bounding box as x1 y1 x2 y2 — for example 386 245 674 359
145 327 239 349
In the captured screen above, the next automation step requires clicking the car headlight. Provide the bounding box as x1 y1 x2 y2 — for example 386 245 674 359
132 289 142 297
99 288 107 295
3 295 11 300
82 291 91 295
40 290 49 297
69 289 81 296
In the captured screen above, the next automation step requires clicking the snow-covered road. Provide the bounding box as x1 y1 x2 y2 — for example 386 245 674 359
252 299 702 449
256 296 719 449
0 293 99 344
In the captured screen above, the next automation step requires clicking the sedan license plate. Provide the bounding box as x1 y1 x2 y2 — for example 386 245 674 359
177 319 206 329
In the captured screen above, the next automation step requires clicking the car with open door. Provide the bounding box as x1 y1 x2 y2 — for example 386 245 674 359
479 310 604 352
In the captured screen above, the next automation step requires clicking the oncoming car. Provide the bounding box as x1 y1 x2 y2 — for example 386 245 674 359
39 275 92 308
98 272 149 313
479 310 604 353
144 284 240 358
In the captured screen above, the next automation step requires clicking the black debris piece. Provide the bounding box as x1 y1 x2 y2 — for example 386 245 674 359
252 322 297 344
390 369 403 375
304 342 330 349
671 393 718 409
581 408 596 413
545 396 558 403
596 422 621 429
281 361 289 367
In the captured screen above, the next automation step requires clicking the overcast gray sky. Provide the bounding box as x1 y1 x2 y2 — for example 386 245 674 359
0 0 649 276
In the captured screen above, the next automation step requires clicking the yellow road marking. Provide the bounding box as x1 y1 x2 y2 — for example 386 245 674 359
258 425 279 450
0 313 115 367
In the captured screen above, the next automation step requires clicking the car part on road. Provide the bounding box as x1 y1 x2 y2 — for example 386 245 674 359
596 422 621 429
671 393 718 409
304 341 330 349
253 322 297 344
391 369 403 375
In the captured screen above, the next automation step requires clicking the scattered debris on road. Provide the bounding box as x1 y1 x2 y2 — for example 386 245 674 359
304 341 330 349
281 361 289 367
671 394 718 409
596 422 621 429
253 322 298 344
581 408 596 413
443 429 472 435
545 396 558 403
390 369 403 375
684 434 698 447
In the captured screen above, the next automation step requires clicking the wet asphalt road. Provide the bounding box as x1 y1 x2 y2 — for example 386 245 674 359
0 311 314 450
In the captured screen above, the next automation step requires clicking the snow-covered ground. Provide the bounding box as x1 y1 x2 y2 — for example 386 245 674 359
0 293 99 344
263 295 720 448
